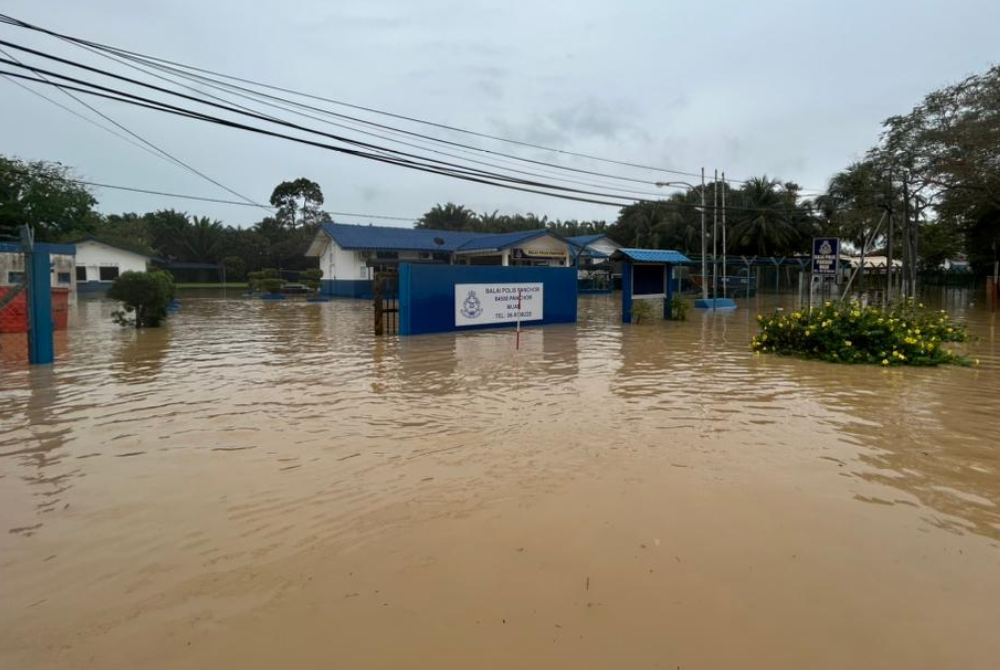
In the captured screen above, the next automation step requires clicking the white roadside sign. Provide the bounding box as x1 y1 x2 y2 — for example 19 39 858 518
454 283 544 327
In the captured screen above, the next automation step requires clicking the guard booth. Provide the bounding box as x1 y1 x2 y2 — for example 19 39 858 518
612 248 693 323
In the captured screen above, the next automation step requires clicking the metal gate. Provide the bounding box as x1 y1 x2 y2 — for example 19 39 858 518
373 268 399 335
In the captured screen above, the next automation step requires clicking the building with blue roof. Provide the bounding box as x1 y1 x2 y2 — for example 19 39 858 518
566 234 622 293
306 222 573 298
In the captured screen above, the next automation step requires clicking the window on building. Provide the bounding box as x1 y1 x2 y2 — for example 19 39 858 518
8 271 25 284
359 266 368 279
99 266 120 281
57 272 72 284
76 266 87 281
375 251 398 260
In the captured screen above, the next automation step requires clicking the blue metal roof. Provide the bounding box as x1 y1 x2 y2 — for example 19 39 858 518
615 248 693 264
320 222 482 252
456 229 551 252
319 223 562 254
566 234 607 247
0 241 77 255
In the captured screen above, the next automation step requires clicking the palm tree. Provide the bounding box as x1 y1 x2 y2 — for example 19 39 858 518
182 216 225 262
728 177 805 256
416 203 478 231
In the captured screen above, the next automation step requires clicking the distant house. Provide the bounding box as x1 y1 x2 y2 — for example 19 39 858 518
567 234 622 291
72 238 152 292
305 222 573 297
567 234 622 271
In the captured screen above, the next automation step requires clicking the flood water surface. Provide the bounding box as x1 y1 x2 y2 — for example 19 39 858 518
2 291 999 669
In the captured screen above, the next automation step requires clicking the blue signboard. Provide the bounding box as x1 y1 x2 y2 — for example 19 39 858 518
812 237 840 275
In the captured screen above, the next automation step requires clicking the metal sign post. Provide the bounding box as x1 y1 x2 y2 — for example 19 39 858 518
810 237 840 310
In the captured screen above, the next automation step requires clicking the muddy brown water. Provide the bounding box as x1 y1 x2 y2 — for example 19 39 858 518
1 290 999 669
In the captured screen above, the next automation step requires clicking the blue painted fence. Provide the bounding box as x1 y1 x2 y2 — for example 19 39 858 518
399 264 577 336
321 279 373 299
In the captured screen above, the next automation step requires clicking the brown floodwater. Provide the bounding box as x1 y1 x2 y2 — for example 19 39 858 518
1 290 999 669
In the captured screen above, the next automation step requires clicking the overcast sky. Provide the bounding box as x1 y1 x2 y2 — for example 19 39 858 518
2 0 998 228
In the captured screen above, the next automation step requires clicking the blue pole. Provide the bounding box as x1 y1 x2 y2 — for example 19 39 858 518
26 246 54 365
621 260 633 323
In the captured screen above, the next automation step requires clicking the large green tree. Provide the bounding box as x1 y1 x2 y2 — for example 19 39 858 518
0 155 98 241
876 65 1000 273
270 178 325 228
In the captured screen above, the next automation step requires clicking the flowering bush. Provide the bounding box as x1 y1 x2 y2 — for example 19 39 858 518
750 300 969 366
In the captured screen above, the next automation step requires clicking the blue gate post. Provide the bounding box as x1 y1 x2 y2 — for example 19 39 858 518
663 263 674 320
621 260 633 323
25 244 54 365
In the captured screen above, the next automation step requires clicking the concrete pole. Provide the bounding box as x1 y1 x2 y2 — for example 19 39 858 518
700 168 708 302
721 171 727 299
713 169 719 309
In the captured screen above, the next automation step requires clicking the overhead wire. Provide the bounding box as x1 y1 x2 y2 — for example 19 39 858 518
0 45 268 211
0 49 654 206
0 13 781 190
0 19 839 218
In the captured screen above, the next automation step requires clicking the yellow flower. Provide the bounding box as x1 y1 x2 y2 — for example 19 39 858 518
882 359 889 366
975 359 980 365
844 340 852 347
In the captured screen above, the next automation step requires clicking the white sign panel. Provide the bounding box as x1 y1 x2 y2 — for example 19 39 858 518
455 283 544 327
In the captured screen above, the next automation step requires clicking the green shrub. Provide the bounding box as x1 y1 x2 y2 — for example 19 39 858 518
261 278 284 294
248 268 283 293
751 299 969 366
630 300 653 324
670 296 690 321
108 270 176 328
300 268 323 293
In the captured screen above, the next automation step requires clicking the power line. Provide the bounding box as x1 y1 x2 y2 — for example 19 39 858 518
0 13 801 190
0 40 837 217
0 14 833 202
0 68 639 209
40 33 682 200
0 51 649 206
0 45 268 211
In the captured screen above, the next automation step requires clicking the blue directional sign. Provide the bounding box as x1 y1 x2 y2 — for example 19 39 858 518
812 237 840 275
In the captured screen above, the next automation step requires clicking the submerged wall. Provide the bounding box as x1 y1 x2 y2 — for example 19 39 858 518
399 264 577 336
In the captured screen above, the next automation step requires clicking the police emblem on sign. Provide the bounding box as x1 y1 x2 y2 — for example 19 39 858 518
460 290 483 318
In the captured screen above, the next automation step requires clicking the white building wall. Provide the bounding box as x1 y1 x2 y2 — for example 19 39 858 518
75 241 149 283
321 239 371 281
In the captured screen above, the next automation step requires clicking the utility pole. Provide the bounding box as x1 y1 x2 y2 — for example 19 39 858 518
713 169 719 306
721 171 727 299
902 177 910 299
885 170 894 307
701 168 708 302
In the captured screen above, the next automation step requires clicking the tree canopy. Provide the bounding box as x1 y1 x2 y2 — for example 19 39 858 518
0 156 98 241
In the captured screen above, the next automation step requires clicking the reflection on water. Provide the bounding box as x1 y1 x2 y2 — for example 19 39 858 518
1 288 998 666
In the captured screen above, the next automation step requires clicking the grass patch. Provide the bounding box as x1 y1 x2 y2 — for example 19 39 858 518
751 300 971 366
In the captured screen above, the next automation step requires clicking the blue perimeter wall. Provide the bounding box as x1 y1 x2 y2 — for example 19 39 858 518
399 264 577 336
321 279 373 299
